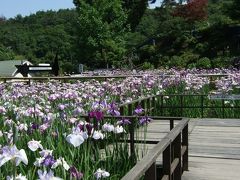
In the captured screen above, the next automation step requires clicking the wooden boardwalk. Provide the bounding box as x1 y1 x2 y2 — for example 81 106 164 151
137 118 240 179
182 118 240 180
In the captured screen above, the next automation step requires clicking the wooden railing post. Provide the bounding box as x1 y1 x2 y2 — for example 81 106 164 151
152 97 156 115
160 95 164 116
182 124 189 171
201 95 204 118
141 100 146 115
173 134 182 180
162 144 171 180
222 99 225 118
170 120 174 130
128 104 135 159
147 98 151 115
120 106 124 116
180 95 183 117
144 162 156 180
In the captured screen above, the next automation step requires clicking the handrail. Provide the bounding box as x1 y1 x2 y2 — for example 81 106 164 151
121 118 189 180
0 73 232 82
0 75 143 81
119 95 156 107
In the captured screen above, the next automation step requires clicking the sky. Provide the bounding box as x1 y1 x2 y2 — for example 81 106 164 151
0 0 75 19
0 0 162 19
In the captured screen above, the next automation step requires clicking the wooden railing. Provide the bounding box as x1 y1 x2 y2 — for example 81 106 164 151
79 94 189 180
118 94 240 119
157 94 240 118
121 118 189 180
0 73 231 83
79 113 188 180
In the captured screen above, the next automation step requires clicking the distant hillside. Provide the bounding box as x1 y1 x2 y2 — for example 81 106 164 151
0 0 239 72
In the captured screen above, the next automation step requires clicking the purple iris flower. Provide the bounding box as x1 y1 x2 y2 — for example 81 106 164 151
58 104 65 111
88 110 104 121
117 118 131 125
69 166 83 179
107 102 120 116
88 111 95 118
86 124 93 136
134 105 144 115
42 155 56 167
139 116 152 125
73 107 82 117
95 111 104 121
78 124 84 131
31 123 39 130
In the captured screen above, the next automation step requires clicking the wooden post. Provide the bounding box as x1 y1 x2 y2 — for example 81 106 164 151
128 104 135 158
141 100 146 115
160 95 164 116
222 99 225 118
180 95 183 117
182 124 189 171
173 134 182 180
162 144 171 180
147 98 151 115
144 162 156 180
120 106 124 116
128 103 133 116
170 120 174 130
152 97 156 115
201 95 204 118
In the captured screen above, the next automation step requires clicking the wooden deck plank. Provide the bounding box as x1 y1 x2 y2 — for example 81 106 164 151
182 118 240 180
182 157 240 180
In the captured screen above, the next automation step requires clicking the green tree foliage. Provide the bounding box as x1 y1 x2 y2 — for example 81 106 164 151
228 0 240 22
125 0 240 68
122 0 149 31
0 44 15 61
0 9 78 72
74 0 129 68
74 0 151 31
0 0 239 71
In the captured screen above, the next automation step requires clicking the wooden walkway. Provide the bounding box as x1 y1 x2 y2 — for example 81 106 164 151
182 118 240 180
137 118 240 180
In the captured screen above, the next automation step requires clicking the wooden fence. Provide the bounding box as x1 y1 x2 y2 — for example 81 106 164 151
121 117 189 180
118 94 240 119
0 73 231 83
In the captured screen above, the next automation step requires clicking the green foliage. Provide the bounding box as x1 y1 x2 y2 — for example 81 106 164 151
228 0 240 22
0 0 239 71
142 62 154 69
122 0 149 31
196 57 211 69
0 44 15 61
74 0 129 68
0 9 78 69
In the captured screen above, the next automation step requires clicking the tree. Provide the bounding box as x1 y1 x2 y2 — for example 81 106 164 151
228 0 240 22
173 0 208 22
0 44 15 61
74 0 156 31
74 0 129 68
0 16 6 24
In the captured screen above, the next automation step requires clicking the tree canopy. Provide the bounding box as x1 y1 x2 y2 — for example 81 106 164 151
0 0 239 72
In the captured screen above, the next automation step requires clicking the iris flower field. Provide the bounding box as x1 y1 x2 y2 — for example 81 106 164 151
0 68 239 179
